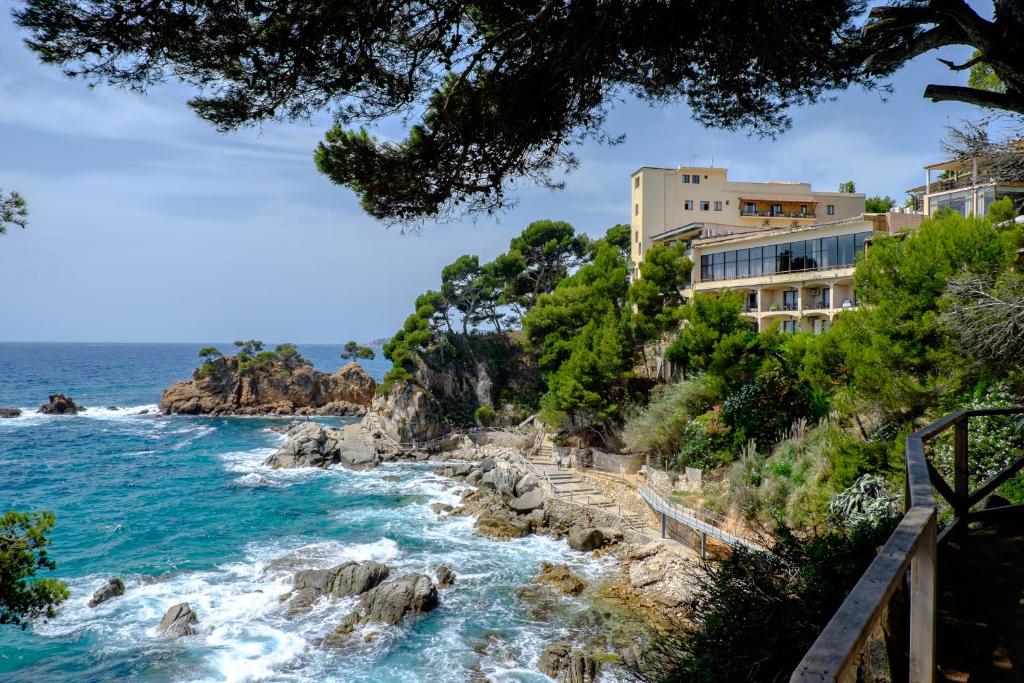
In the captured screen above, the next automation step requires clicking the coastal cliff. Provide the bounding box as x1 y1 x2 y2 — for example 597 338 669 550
160 356 376 416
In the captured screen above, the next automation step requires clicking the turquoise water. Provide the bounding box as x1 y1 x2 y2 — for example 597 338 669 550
0 343 609 682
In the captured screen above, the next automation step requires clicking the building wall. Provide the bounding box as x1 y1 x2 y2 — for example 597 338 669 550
631 166 865 273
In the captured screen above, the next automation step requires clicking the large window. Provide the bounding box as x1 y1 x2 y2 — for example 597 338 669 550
699 231 871 281
692 174 700 184
685 200 693 210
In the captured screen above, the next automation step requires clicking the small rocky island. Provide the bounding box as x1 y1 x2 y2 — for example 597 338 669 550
159 342 376 416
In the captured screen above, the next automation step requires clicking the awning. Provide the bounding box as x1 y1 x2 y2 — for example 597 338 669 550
739 194 817 204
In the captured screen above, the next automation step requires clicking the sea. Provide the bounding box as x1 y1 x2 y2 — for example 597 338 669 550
0 343 613 682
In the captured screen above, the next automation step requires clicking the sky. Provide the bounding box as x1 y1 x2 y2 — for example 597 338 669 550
0 2 996 343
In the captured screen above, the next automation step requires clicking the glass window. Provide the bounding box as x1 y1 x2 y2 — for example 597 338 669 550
714 201 723 211
737 249 749 277
808 238 821 270
800 204 809 216
634 176 640 189
700 255 710 281
682 175 690 184
777 243 792 272
791 241 806 270
822 236 837 268
827 204 835 216
782 320 797 333
712 252 724 280
822 286 831 308
762 244 776 274
772 203 783 216
744 202 757 215
634 203 638 216
684 200 693 210
854 231 870 258
838 233 855 264
692 175 700 184
700 201 710 211
749 247 762 275
783 290 798 310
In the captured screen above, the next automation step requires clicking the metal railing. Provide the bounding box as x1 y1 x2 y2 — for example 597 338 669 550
638 483 765 552
791 407 1024 682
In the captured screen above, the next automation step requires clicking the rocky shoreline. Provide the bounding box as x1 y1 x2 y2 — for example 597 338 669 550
258 415 694 680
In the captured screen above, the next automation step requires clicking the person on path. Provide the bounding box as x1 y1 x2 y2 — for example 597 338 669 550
555 451 563 470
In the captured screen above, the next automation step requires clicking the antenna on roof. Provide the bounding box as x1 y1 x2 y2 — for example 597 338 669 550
689 137 694 166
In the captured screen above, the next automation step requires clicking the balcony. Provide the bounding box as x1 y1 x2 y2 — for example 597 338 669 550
739 210 816 219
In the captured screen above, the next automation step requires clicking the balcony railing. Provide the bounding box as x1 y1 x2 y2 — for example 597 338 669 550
740 210 816 219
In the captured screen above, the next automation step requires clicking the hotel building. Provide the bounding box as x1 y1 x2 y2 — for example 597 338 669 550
681 213 922 333
906 155 1024 217
629 166 865 278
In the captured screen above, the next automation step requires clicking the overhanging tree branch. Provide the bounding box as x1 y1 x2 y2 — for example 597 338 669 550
924 84 1024 114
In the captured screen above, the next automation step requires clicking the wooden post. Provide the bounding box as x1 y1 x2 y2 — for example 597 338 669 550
909 513 937 683
661 512 666 538
954 418 969 529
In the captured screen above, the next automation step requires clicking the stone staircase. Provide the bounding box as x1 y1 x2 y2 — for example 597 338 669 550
526 440 645 527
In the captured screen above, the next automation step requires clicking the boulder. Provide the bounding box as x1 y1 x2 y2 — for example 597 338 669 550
158 602 199 638
435 564 456 588
475 511 532 540
538 642 602 683
509 487 546 513
38 394 82 415
430 502 454 515
513 473 540 497
466 470 483 486
286 561 390 615
480 471 497 489
0 407 22 418
567 527 604 552
532 562 586 596
87 578 125 608
597 527 624 545
493 462 519 497
324 574 438 644
264 422 379 470
479 457 496 472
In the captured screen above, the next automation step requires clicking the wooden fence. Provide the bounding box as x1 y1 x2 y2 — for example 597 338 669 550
791 407 1024 682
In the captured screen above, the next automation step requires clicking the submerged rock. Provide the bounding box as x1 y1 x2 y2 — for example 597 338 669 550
87 577 125 608
38 393 82 415
0 407 22 418
538 641 603 683
323 574 438 645
158 602 199 638
532 562 586 596
567 527 604 552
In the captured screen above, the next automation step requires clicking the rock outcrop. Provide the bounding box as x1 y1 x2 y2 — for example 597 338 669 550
87 578 125 608
285 561 390 614
538 642 603 683
0 407 22 418
38 394 82 415
435 564 456 588
264 422 380 470
567 527 605 552
323 574 439 645
160 356 375 416
532 562 586 596
158 602 199 638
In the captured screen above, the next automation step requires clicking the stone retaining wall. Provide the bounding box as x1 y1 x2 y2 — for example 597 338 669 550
589 449 645 475
641 465 702 492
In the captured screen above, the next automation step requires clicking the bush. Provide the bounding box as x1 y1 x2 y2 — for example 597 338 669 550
622 375 722 462
722 363 824 453
475 404 496 427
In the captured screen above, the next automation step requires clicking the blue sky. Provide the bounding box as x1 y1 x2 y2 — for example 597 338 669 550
0 2 994 343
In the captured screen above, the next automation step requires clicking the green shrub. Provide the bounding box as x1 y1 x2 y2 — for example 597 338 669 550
475 405 497 427
622 375 722 462
722 363 824 454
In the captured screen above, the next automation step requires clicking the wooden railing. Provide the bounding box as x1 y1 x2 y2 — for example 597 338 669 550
791 407 1024 682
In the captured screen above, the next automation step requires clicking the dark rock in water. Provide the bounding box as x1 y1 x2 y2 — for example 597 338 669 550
137 409 150 415
286 561 390 615
158 602 199 638
88 577 125 608
323 574 438 645
538 641 602 683
0 407 22 418
436 564 456 588
106 406 119 411
38 393 82 415
532 562 586 596
429 502 454 515
567 527 604 552
381 475 401 483
509 487 545 513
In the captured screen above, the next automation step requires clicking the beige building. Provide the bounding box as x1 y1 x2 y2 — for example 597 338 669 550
682 213 922 333
630 166 865 277
907 156 1024 217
